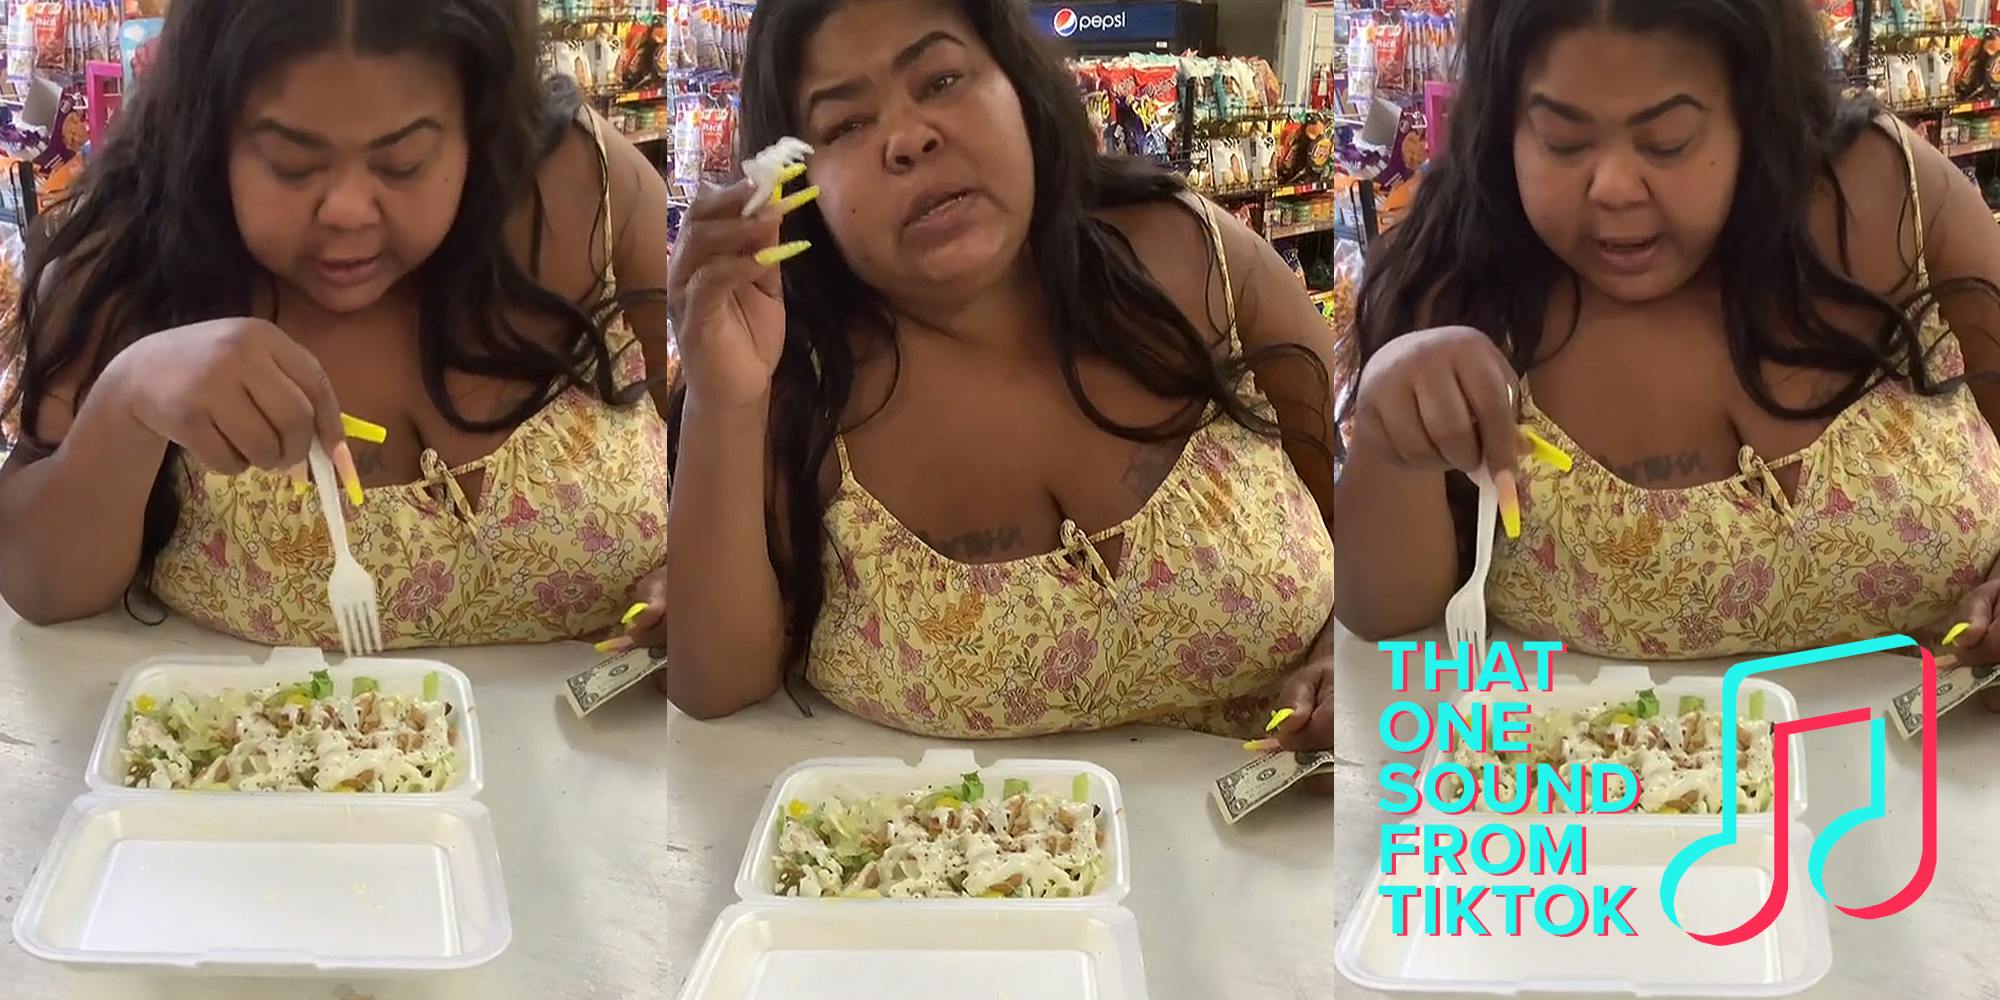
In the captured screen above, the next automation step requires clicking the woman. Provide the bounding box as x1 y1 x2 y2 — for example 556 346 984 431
0 0 674 652
665 0 1337 754
1335 0 2000 686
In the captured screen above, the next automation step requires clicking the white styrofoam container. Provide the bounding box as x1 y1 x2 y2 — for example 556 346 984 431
1335 666 1829 996
735 748 1130 905
87 648 484 798
17 647 507 976
1416 665 1807 819
1334 816 1833 997
679 902 1150 1000
682 749 1147 1000
11 792 513 976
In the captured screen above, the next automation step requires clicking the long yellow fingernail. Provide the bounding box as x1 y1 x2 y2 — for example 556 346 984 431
1519 427 1572 472
622 602 649 626
1243 738 1280 753
776 185 821 215
754 240 812 266
332 441 363 507
776 162 808 185
341 413 388 445
1266 707 1295 732
1945 622 1971 646
596 637 634 654
1495 469 1520 539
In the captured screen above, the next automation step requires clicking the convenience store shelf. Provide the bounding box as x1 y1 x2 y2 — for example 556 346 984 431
1266 219 1339 241
1946 137 2000 158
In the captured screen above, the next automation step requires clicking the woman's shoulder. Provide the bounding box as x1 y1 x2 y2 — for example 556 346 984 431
521 107 656 250
1816 112 1961 295
1095 193 1241 346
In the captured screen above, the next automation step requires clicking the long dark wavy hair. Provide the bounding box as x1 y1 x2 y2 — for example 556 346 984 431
669 0 1329 692
1346 0 1997 577
2 0 651 576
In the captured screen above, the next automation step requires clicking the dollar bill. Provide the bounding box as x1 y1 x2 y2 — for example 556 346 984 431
1212 749 1336 824
563 646 669 718
1888 660 2000 740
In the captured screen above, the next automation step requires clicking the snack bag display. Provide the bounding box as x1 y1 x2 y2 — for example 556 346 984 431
119 16 161 93
1209 138 1248 189
1130 56 1181 160
1247 57 1283 109
32 88 84 211
1373 18 1406 94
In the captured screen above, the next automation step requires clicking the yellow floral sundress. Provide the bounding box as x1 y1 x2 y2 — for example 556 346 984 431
1488 120 2000 659
147 112 669 650
805 195 1338 740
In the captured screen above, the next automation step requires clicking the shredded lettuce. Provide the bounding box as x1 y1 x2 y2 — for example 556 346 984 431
422 671 441 701
774 771 1108 899
1634 689 1661 719
352 676 379 697
1748 690 1767 721
1678 695 1705 716
957 772 985 803
120 672 455 793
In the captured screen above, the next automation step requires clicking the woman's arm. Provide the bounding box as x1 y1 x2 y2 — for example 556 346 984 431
659 390 788 717
655 181 794 719
1887 120 2000 667
1214 206 1470 639
1205 202 1341 525
0 261 172 622
1899 125 2000 428
0 357 172 623
601 121 674 418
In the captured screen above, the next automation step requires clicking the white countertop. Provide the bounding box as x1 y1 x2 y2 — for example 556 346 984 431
0 603 1337 1000
1332 623 2000 1000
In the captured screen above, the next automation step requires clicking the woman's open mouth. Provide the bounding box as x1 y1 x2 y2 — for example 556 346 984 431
315 255 383 288
902 189 980 239
1595 236 1660 275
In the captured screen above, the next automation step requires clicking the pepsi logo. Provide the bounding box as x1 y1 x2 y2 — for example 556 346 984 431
1052 7 1078 36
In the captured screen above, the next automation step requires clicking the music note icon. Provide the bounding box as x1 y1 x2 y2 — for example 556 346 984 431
1659 636 1940 944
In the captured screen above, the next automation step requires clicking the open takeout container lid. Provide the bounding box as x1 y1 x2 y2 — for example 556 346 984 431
11 791 512 977
678 901 1149 1000
734 748 1131 905
86 647 483 798
1334 814 1832 997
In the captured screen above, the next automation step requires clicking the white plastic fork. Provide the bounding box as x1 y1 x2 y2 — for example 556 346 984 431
739 137 813 218
306 438 382 656
1443 468 1499 671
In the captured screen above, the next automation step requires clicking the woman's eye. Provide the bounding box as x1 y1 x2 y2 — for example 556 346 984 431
271 164 320 183
823 118 868 143
375 162 423 180
1543 141 1588 157
1641 140 1693 159
925 71 963 95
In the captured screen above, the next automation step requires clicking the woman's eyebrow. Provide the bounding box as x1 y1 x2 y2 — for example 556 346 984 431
802 31 967 118
1525 93 1705 125
247 117 443 150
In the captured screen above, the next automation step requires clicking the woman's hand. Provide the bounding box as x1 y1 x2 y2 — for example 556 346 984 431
666 180 799 412
1925 573 2000 712
1350 326 1521 480
1269 655 1335 795
600 566 670 654
99 318 347 476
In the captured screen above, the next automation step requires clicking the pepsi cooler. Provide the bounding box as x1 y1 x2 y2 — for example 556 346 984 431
1027 1 1218 55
